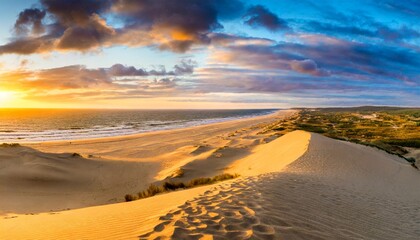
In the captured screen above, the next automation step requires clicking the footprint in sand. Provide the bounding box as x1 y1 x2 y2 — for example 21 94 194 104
139 177 269 240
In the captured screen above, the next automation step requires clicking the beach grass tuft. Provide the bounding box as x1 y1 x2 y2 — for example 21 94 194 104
125 173 239 201
0 143 21 147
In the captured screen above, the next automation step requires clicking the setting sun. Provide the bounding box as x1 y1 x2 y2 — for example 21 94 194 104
0 90 14 102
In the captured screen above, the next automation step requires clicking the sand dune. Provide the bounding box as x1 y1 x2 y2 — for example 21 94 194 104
1 129 419 239
0 146 158 214
227 130 310 176
1 110 294 214
141 132 420 239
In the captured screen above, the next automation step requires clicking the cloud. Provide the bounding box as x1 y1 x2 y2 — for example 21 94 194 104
194 67 362 95
0 36 55 54
173 59 197 75
0 65 111 91
0 60 195 96
376 0 420 17
0 0 246 55
14 8 46 35
209 33 276 47
305 20 420 43
290 59 330 76
19 59 30 68
56 14 116 51
40 0 113 26
243 5 289 31
108 64 149 77
300 6 420 43
108 59 196 77
107 0 245 52
210 33 420 84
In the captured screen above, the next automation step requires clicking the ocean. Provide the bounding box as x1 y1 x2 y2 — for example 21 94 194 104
0 109 277 143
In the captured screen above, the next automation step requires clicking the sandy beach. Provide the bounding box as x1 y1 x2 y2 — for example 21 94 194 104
1 110 419 240
0 110 295 214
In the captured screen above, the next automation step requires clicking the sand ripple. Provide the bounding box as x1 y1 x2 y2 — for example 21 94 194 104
140 172 419 240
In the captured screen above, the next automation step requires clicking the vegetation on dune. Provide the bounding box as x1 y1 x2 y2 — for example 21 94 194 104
71 152 82 157
125 173 239 202
123 106 420 203
0 143 21 147
267 108 420 169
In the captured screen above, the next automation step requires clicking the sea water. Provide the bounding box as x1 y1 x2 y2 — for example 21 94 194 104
0 109 277 143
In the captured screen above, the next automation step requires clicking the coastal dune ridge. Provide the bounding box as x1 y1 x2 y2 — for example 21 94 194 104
1 110 419 239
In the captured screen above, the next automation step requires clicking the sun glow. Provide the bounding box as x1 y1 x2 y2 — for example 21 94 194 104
0 90 15 106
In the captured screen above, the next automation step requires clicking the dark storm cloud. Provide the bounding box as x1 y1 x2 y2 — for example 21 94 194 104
243 5 288 31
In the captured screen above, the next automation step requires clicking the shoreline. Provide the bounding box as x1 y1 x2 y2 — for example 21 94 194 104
25 109 289 146
9 109 283 145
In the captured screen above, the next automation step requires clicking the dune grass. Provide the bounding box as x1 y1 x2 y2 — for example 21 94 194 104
71 152 82 157
0 143 21 147
125 173 239 202
267 108 420 168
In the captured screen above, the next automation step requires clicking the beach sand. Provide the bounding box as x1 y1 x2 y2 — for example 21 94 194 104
1 111 419 239
0 110 295 214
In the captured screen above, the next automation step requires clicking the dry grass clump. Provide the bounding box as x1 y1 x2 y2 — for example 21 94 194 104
138 184 163 199
0 143 21 147
125 173 239 202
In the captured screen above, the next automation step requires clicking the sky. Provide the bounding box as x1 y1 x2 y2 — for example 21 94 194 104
0 0 418 109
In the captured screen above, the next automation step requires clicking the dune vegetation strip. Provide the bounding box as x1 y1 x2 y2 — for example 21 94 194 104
125 173 240 202
263 107 420 169
0 143 21 147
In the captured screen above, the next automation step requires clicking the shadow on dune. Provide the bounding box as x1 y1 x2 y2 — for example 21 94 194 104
0 145 158 214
